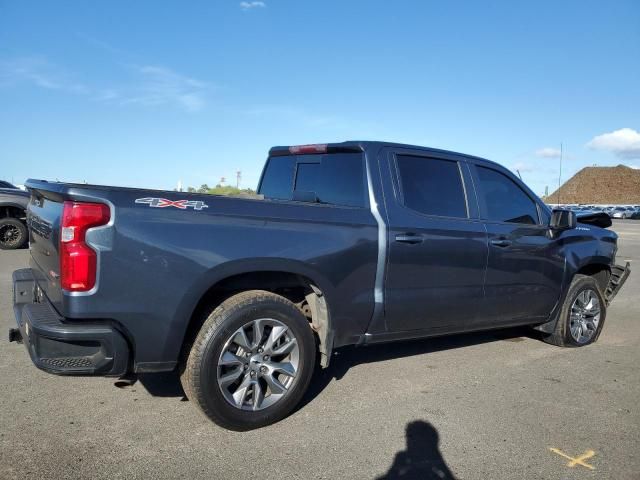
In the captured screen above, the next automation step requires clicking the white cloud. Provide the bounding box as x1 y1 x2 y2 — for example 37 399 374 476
240 1 266 10
96 89 120 101
0 56 211 113
586 128 640 159
121 65 210 112
0 57 89 93
535 147 562 159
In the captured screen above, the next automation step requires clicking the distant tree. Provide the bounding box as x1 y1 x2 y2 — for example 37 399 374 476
208 185 256 196
184 184 256 196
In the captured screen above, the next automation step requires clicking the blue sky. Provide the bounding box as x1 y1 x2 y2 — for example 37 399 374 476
1 0 639 196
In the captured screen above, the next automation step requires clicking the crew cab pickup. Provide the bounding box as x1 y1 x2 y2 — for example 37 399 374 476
10 141 630 430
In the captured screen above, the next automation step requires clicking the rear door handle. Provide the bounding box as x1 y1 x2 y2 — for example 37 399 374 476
490 239 512 247
395 233 424 244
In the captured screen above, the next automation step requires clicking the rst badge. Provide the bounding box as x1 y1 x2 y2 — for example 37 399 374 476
135 197 209 211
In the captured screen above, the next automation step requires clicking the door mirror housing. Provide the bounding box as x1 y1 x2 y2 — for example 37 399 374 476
550 209 577 230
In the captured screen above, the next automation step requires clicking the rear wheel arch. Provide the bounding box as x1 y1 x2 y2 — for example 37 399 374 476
179 267 335 371
0 204 26 220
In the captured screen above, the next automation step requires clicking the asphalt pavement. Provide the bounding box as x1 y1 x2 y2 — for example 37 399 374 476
1 221 639 479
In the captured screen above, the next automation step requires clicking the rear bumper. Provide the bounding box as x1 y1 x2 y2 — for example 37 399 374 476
605 262 631 306
9 268 129 376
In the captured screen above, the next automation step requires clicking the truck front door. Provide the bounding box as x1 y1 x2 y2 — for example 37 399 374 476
469 163 564 324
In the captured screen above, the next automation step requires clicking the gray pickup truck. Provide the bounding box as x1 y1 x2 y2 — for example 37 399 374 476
10 141 630 430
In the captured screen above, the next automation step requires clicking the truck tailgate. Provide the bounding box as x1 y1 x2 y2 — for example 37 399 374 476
27 191 65 311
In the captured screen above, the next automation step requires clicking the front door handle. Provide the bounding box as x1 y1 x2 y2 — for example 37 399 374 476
490 238 512 247
395 233 423 244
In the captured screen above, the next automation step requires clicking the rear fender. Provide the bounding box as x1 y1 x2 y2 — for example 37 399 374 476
167 258 336 365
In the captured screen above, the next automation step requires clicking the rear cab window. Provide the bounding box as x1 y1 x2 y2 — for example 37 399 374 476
258 153 367 208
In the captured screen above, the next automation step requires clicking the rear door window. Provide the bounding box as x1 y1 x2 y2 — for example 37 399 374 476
395 155 468 218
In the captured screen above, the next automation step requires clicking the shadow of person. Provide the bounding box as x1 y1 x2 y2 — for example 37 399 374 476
377 421 456 480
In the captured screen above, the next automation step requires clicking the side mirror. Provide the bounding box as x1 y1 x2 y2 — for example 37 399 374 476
550 209 577 230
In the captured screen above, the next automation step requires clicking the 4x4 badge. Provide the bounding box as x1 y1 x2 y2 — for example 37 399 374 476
135 197 209 211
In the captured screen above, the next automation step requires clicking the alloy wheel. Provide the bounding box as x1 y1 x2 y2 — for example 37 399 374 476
0 224 21 248
569 289 601 344
217 318 300 411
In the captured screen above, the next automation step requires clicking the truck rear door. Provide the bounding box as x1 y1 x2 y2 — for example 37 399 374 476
380 147 488 333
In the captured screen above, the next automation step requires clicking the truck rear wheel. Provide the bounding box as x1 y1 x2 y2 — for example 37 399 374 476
0 218 27 250
181 290 316 431
543 274 606 347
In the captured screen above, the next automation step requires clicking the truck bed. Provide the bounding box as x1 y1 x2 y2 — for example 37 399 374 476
24 178 379 372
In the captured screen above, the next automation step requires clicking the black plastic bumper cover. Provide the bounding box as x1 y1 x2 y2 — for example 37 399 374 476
10 268 129 376
605 262 631 306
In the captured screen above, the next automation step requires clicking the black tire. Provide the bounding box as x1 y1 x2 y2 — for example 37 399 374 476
0 217 27 250
181 290 316 431
543 274 606 347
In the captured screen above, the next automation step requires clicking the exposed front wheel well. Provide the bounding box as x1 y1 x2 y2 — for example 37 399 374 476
575 264 611 294
181 271 333 369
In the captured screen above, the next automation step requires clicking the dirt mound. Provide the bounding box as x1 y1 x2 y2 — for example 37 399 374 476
544 165 640 204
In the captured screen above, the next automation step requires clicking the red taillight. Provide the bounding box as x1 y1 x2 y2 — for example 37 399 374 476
60 201 110 292
288 144 328 154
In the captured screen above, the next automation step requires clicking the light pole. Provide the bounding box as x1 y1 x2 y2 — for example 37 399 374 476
557 142 563 205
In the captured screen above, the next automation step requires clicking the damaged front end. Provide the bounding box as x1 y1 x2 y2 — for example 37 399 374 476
576 212 613 229
604 262 631 306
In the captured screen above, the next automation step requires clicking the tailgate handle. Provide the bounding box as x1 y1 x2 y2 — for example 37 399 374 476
395 233 423 244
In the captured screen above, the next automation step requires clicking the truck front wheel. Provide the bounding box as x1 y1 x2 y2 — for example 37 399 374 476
181 290 316 431
543 274 607 347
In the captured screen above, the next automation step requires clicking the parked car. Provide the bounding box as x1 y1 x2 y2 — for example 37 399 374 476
0 184 29 249
604 207 617 217
611 206 635 219
10 141 631 430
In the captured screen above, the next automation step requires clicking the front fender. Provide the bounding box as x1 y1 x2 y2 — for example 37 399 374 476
535 232 616 333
